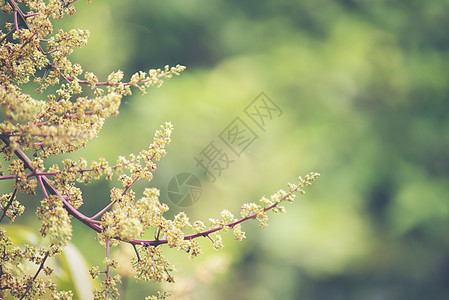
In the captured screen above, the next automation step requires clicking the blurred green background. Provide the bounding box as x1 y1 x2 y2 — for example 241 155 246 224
7 0 449 299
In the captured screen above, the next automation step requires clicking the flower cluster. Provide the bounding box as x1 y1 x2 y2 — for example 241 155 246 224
0 227 63 299
0 0 319 299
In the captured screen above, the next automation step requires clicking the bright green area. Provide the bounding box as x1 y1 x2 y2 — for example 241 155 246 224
9 0 449 299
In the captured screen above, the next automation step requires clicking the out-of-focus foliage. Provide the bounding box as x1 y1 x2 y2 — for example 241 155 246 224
14 0 449 299
3 225 94 299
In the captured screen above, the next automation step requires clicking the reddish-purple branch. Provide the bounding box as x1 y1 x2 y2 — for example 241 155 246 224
5 0 45 54
36 173 49 198
2 136 299 251
130 192 293 247
90 199 115 221
3 139 102 233
91 155 155 220
104 238 110 300
0 161 127 182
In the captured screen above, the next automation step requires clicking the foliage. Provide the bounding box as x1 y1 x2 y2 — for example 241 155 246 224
0 0 319 299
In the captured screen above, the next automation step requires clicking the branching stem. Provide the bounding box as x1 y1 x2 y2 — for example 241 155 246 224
2 135 306 251
132 187 298 247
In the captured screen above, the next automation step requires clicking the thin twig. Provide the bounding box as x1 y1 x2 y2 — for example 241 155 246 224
132 244 141 262
90 174 139 220
0 187 18 223
131 186 300 247
104 238 110 300
19 250 50 300
1 135 313 256
90 200 115 221
0 28 15 44
36 173 49 198
5 0 45 53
